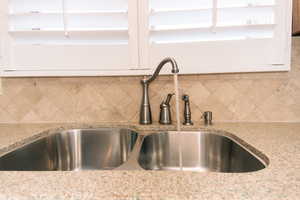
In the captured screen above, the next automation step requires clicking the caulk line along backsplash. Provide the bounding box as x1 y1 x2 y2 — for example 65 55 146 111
0 38 299 124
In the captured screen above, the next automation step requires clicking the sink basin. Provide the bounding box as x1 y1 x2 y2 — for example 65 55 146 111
138 131 267 173
0 128 138 171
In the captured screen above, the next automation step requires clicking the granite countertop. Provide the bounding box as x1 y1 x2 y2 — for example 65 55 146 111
0 122 299 200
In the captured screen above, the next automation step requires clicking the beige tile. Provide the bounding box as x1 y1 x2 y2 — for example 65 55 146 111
210 80 239 106
180 80 211 107
228 98 256 121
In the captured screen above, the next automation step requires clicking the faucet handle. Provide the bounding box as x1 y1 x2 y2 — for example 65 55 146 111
159 93 174 125
164 93 174 105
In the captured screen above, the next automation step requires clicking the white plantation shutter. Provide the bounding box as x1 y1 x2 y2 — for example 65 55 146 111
139 0 292 74
0 0 293 76
0 0 139 75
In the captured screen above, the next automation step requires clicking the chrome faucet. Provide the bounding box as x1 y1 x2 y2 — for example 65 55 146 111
139 57 179 125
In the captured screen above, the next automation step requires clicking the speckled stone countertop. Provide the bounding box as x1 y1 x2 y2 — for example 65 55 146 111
0 122 299 200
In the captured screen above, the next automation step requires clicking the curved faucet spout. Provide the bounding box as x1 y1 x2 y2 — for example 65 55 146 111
142 57 179 85
139 57 179 125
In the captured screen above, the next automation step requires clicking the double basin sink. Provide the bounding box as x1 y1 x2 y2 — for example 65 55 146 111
0 128 267 173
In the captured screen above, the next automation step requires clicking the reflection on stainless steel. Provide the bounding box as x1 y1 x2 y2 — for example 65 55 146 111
138 131 267 173
0 128 138 171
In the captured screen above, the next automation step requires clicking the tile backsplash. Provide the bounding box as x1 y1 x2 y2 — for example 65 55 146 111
0 38 299 124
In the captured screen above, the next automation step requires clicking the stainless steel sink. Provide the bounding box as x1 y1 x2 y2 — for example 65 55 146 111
138 131 267 173
0 128 268 173
0 128 138 171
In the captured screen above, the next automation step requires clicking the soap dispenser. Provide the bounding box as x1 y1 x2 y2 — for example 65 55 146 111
159 93 174 125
